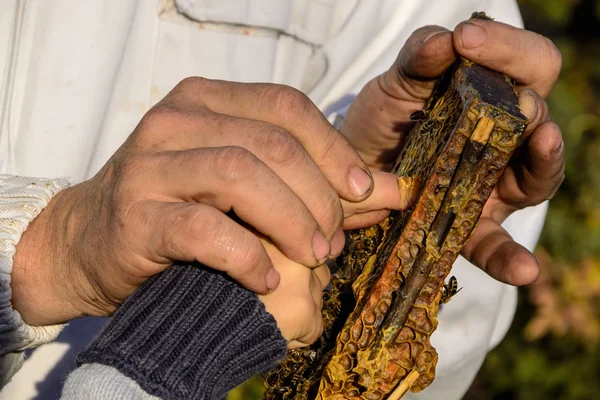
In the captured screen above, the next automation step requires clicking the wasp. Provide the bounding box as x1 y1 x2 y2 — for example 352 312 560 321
441 276 462 304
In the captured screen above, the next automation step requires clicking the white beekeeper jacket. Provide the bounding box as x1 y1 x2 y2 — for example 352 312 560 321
0 1 548 399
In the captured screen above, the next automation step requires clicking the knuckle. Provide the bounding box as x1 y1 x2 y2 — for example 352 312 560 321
134 105 184 145
181 205 217 243
211 147 260 184
139 105 180 129
317 126 339 160
183 205 266 272
163 205 214 259
235 238 266 274
262 127 302 166
415 25 447 40
174 76 206 94
317 191 343 235
221 232 266 275
270 85 312 122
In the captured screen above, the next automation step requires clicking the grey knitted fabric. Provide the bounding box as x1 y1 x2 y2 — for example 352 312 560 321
62 363 160 399
75 263 287 400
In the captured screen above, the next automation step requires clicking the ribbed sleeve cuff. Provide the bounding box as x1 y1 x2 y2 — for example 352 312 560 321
77 263 287 400
0 175 69 354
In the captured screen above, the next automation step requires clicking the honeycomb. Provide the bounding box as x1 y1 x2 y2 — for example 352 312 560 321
265 46 527 400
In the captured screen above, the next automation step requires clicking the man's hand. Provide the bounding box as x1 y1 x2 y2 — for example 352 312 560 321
341 19 565 286
11 78 414 326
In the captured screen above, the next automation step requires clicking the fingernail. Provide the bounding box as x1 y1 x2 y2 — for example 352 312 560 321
518 89 539 123
398 176 421 208
349 166 373 197
460 22 487 49
313 230 330 262
422 30 446 44
266 267 280 292
329 227 346 257
552 140 564 156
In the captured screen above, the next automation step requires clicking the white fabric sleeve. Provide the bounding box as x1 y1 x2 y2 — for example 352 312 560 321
0 174 70 387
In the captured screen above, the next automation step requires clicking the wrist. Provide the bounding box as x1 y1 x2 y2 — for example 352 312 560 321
11 188 85 326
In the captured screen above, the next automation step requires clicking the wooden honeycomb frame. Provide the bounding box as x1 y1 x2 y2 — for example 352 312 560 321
265 54 527 400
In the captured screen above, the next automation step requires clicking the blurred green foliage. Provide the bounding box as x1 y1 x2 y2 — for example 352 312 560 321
531 1 600 264
229 0 600 398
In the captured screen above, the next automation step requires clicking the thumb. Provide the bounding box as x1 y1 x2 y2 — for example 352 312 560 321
380 25 454 102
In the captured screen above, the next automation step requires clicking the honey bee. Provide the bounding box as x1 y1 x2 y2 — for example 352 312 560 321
441 276 462 304
303 349 318 363
409 110 448 123
410 110 429 121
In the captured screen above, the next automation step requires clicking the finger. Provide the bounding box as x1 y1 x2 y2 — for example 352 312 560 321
263 243 324 348
400 27 454 80
342 173 420 217
461 217 540 286
172 77 376 201
381 26 454 102
340 27 454 170
187 114 345 237
341 173 419 230
293 271 325 347
148 147 331 267
518 88 550 135
134 109 344 237
330 227 346 258
313 264 331 291
453 19 562 98
343 210 390 230
496 121 565 209
146 201 279 294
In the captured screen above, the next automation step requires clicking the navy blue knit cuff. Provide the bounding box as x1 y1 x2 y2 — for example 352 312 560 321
77 263 287 400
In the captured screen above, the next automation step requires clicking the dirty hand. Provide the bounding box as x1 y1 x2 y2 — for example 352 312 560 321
11 78 415 326
341 18 565 286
